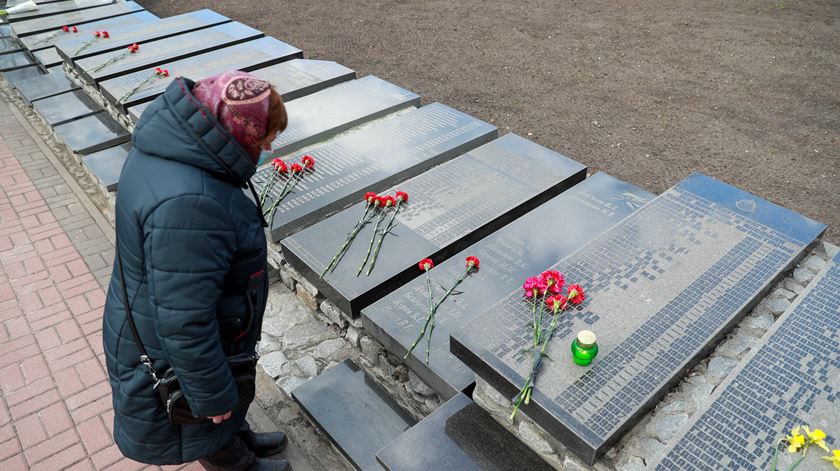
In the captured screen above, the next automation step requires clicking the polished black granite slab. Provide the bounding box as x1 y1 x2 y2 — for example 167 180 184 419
270 75 420 158
655 248 840 470
33 89 103 126
0 50 33 71
451 173 827 464
10 1 143 36
76 21 263 83
21 10 156 52
292 359 416 471
361 173 654 399
125 58 356 123
4 64 44 88
55 9 224 61
98 36 302 110
0 24 10 38
0 36 22 54
282 133 586 318
5 0 115 22
253 102 497 242
15 69 78 106
82 142 130 191
377 393 553 471
33 46 61 68
53 112 129 154
251 59 355 102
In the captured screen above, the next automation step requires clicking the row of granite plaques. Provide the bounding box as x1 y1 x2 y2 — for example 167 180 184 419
3 2 836 471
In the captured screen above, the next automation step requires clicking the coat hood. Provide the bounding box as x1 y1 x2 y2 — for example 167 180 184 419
132 77 257 186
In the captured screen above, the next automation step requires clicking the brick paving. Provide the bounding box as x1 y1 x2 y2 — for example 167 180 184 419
0 94 203 470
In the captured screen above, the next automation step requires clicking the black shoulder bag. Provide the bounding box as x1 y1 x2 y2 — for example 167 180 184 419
116 240 258 425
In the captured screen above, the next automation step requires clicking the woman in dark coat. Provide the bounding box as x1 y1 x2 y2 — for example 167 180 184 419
102 71 290 471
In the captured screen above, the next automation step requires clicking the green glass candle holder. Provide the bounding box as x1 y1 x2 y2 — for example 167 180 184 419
571 330 598 366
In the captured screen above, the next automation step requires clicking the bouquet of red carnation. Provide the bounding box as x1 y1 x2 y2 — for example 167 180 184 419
404 256 480 364
509 271 585 420
259 155 315 224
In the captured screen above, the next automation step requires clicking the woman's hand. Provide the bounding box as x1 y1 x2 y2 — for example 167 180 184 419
209 411 232 424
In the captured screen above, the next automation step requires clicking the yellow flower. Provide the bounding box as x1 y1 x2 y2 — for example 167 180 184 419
802 426 829 452
823 449 840 470
786 426 806 453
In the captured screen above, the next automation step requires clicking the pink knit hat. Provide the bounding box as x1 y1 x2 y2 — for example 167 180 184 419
192 71 272 163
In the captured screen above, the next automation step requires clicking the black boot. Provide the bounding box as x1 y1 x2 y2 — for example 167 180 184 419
238 422 288 458
245 457 291 471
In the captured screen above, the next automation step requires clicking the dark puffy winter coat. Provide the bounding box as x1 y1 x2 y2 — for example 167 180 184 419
102 78 268 464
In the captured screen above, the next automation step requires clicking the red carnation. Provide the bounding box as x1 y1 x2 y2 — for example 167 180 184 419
546 295 568 313
62 26 70 32
301 155 315 169
541 270 565 294
395 191 409 203
567 284 585 305
154 67 162 75
290 163 303 173
364 192 378 203
380 195 396 207
72 26 78 33
273 158 287 173
101 31 110 38
419 258 434 272
128 43 139 53
94 31 101 37
466 256 480 270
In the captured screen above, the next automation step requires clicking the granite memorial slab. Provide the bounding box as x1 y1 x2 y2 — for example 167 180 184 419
5 0 115 22
281 133 586 318
53 111 129 154
655 248 840 470
361 173 655 399
0 35 22 54
270 75 420 158
0 50 33 71
126 59 356 123
253 102 497 242
21 10 157 52
98 36 302 110
82 142 130 192
292 359 416 471
75 21 263 83
32 46 61 68
0 24 10 38
251 58 355 102
33 89 103 126
451 173 827 465
15 69 78 106
4 64 44 88
377 393 554 471
10 1 143 37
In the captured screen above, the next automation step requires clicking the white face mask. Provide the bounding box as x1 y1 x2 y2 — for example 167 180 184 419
257 149 274 167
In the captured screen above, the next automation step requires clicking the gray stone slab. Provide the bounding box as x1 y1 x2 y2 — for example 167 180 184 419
98 36 302 110
33 88 103 125
82 142 130 191
3 63 43 87
10 1 143 37
451 173 827 465
33 46 61 68
5 0 115 22
53 111 129 154
292 359 416 471
281 134 586 318
55 9 226 61
253 102 497 242
22 10 156 52
0 50 33 71
377 393 553 471
0 35 22 54
251 58 355 102
15 69 78 105
270 75 420 158
125 59 356 123
75 21 263 84
361 173 655 399
655 249 840 470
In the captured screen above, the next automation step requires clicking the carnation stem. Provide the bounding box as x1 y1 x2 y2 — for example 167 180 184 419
404 273 435 361
365 201 403 276
267 173 303 225
511 306 562 419
119 74 158 103
321 203 373 276
73 38 97 57
356 208 386 276
535 291 548 346
258 171 280 207
91 51 129 73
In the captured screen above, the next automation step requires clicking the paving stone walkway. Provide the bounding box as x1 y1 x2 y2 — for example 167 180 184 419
0 90 205 471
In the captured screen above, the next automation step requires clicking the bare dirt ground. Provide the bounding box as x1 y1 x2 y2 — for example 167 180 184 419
143 0 839 242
